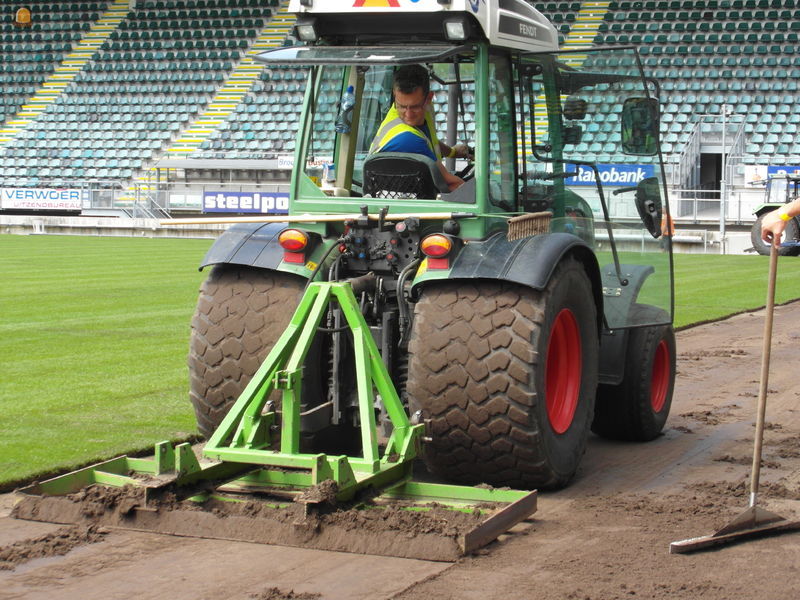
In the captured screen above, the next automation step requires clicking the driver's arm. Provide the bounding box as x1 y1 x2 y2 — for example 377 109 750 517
439 141 470 160
439 162 464 191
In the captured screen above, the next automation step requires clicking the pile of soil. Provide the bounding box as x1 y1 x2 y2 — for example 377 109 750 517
10 480 493 563
0 525 107 571
250 588 322 600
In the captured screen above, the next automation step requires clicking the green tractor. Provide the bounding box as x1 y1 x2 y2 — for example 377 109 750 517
751 173 800 256
188 0 677 491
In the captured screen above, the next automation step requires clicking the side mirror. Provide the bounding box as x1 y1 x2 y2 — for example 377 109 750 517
635 177 663 238
563 97 588 120
621 97 659 156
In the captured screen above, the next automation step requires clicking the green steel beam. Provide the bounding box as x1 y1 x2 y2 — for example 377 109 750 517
18 456 131 496
382 480 532 505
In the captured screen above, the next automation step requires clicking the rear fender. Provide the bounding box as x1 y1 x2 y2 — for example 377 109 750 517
199 222 287 271
753 203 783 217
412 232 603 333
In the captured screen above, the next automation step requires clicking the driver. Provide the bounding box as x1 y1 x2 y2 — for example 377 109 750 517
369 64 470 191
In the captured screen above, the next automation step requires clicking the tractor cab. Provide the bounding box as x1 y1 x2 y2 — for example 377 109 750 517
765 174 800 205
256 0 673 332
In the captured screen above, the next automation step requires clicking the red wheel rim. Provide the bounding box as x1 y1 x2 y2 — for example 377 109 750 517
650 339 670 413
546 309 582 434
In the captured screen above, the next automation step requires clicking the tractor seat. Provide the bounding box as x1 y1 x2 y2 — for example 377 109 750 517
362 152 449 199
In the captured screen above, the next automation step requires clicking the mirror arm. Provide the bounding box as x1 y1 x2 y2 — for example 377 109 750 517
569 159 628 287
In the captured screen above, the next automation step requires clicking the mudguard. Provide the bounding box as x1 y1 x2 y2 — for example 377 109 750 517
753 203 783 218
598 328 629 386
598 303 670 385
199 222 286 270
414 231 603 330
600 263 655 329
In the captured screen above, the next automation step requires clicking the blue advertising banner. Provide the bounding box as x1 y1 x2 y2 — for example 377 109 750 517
565 163 655 187
203 191 289 214
767 165 800 178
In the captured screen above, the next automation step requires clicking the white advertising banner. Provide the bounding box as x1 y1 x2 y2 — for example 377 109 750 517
743 165 768 187
1 187 85 211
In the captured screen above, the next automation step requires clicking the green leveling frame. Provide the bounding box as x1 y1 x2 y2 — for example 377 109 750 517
15 281 537 560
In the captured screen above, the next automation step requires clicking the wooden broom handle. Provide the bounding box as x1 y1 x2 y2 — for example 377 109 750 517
751 243 779 506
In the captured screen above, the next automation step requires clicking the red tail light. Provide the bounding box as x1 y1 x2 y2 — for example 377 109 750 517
278 229 308 251
279 229 309 264
420 234 452 258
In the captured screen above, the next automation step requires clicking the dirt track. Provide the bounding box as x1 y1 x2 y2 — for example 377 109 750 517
3 303 800 600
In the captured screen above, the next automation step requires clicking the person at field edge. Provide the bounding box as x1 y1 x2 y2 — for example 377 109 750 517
660 211 674 252
761 199 800 247
369 64 470 192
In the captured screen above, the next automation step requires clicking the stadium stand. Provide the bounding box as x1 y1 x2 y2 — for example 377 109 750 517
593 0 800 166
0 1 107 129
0 0 284 190
190 65 306 158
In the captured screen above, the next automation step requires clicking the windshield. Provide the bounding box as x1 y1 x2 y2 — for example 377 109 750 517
296 57 479 210
766 177 799 205
257 45 467 65
518 47 672 328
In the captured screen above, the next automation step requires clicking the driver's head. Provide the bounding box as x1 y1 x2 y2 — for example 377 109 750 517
392 64 433 127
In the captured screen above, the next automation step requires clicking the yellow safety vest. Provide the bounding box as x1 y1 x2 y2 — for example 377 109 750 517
369 104 441 160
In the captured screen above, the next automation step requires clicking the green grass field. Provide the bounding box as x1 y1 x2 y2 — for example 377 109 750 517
672 253 800 328
1 235 211 489
3 234 800 489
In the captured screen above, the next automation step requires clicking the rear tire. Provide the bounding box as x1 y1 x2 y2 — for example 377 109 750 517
188 265 306 439
592 321 676 441
751 213 800 256
406 257 598 490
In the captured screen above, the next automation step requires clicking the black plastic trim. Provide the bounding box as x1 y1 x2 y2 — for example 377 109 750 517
199 222 287 271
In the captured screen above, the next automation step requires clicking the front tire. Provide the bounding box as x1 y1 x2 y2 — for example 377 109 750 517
751 213 800 256
406 257 599 490
592 320 676 441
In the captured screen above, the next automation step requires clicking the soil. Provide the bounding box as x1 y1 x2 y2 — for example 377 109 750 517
0 525 108 571
3 302 800 599
250 589 322 600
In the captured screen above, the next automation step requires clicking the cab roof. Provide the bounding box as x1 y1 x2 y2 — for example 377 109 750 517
288 0 559 54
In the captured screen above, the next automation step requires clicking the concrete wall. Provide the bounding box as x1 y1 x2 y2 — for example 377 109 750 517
0 214 226 239
0 214 756 255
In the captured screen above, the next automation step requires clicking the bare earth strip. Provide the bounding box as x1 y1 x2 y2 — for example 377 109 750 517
3 303 800 600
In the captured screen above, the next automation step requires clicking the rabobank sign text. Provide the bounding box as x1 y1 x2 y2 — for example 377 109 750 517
203 191 289 214
565 164 654 187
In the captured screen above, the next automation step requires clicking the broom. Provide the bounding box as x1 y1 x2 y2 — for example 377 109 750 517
507 211 552 241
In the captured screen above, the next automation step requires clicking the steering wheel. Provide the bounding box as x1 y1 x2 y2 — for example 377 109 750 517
455 160 474 181
449 143 474 181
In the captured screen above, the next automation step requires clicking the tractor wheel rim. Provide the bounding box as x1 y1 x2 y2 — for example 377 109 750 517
546 308 582 434
650 339 670 413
